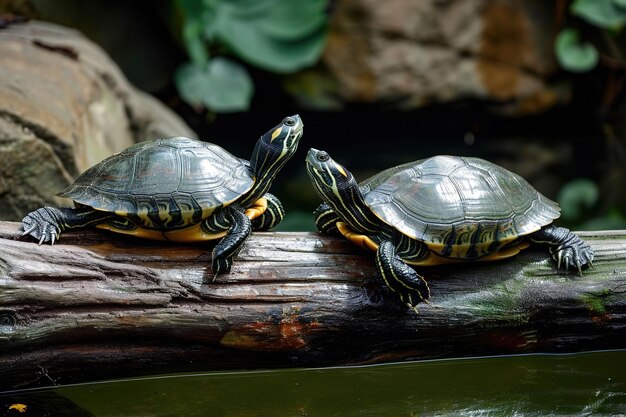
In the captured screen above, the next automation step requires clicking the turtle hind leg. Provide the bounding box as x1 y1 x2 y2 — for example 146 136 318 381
528 225 594 275
251 193 284 231
204 207 251 276
375 240 431 309
21 206 113 245
313 202 341 236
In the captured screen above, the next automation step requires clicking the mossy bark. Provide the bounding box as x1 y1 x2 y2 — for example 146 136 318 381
0 221 625 391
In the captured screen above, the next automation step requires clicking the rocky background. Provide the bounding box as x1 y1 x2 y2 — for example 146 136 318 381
0 0 624 230
0 19 195 221
320 0 561 113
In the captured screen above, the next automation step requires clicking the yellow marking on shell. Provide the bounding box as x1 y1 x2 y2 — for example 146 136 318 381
244 197 268 221
336 221 531 266
137 208 155 228
163 223 228 242
334 162 348 178
271 126 283 142
158 206 174 226
96 222 228 242
405 241 530 266
95 198 268 242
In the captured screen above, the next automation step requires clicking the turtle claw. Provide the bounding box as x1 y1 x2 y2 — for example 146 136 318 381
551 242 594 275
211 256 232 277
531 226 594 275
21 207 63 245
21 224 37 236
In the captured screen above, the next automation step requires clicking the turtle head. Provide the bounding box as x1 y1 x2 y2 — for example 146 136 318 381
306 148 355 190
245 115 303 204
307 148 381 234
306 148 361 211
250 115 303 177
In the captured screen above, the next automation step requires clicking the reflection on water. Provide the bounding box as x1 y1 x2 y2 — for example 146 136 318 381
2 350 625 417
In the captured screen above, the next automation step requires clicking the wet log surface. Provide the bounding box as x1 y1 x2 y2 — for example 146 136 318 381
1 220 625 391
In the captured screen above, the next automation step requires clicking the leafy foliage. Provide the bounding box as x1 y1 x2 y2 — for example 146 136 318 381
175 58 253 112
554 0 626 73
571 0 626 29
557 178 599 221
557 178 626 230
174 0 329 112
555 29 599 72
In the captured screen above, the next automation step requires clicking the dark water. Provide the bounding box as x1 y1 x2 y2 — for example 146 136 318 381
2 350 625 417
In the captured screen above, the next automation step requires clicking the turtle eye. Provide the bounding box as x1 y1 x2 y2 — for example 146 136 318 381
283 117 296 127
317 152 330 162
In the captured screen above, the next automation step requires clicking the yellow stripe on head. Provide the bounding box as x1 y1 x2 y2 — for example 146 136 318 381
334 161 348 177
270 126 283 142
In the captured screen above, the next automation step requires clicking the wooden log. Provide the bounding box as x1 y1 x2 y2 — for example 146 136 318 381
1 220 625 391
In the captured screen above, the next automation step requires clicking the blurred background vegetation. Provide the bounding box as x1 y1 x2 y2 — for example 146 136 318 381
2 0 625 231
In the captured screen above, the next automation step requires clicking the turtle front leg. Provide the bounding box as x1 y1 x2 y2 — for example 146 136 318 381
528 225 594 275
203 207 252 276
313 202 341 236
250 193 285 231
375 241 431 309
21 206 113 245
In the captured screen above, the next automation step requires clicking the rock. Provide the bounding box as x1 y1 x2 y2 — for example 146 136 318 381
320 0 565 113
0 20 196 221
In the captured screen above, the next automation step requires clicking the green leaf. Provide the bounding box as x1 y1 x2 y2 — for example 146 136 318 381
182 19 209 65
211 0 329 73
571 0 626 29
178 0 209 65
257 1 328 41
557 178 599 222
614 0 626 10
218 25 327 73
174 58 254 112
555 29 599 72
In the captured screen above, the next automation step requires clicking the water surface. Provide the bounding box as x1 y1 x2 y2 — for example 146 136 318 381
2 350 625 416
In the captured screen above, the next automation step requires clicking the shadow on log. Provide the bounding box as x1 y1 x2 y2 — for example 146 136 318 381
1 221 625 391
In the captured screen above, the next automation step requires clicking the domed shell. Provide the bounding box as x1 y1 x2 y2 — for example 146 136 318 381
57 137 254 218
362 156 560 245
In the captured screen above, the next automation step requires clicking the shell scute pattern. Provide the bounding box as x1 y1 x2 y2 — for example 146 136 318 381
364 156 560 252
57 137 254 229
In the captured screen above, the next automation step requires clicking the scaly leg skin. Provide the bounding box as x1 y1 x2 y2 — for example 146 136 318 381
375 240 431 311
203 206 252 277
251 193 284 231
21 206 113 245
313 202 342 236
528 225 594 275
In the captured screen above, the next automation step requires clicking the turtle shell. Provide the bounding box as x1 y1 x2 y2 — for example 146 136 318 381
57 137 254 229
362 156 560 257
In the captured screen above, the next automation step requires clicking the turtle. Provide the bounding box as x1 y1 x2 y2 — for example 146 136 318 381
21 115 304 276
305 149 594 309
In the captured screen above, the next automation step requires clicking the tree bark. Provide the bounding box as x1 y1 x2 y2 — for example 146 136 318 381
0 221 625 391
